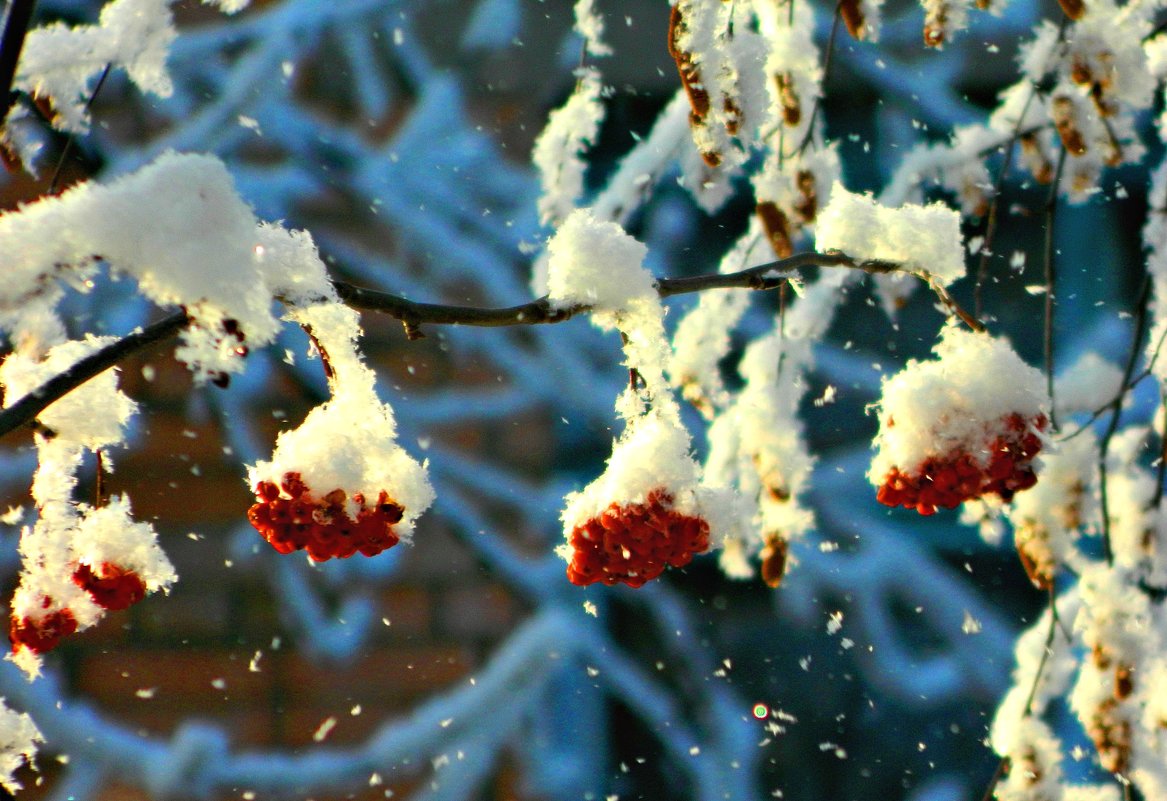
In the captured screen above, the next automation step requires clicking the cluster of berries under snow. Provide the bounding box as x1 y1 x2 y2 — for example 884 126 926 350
248 472 405 561
869 323 1049 516
546 210 743 588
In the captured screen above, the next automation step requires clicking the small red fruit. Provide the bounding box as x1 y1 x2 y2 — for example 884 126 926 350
248 472 405 561
875 413 1047 515
73 562 148 610
10 605 78 654
566 489 710 588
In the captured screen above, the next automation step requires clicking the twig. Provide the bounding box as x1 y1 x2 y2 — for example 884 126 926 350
980 589 1063 801
0 250 951 441
1097 273 1153 565
788 0 842 158
1043 148 1067 431
47 62 111 194
0 0 36 125
0 311 189 439
974 86 1039 320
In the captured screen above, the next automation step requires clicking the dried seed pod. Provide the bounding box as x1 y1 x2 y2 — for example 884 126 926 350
723 96 743 136
1019 133 1054 184
1052 96 1087 156
1115 664 1134 700
774 72 802 127
1057 0 1086 20
756 201 793 259
759 536 788 588
838 0 868 40
793 170 818 223
1015 524 1055 589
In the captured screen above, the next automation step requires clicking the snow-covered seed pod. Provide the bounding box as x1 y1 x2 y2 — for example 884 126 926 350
1052 95 1088 156
668 4 720 168
756 201 793 259
1019 132 1055 184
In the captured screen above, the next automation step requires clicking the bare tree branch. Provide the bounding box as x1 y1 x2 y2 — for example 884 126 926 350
0 250 942 441
0 0 36 123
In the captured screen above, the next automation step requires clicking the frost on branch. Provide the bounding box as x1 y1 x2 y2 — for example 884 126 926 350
532 68 606 228
869 323 1049 516
246 258 434 562
0 700 41 794
0 151 280 384
573 0 612 58
9 0 248 139
815 183 965 286
549 211 742 587
1004 429 1096 588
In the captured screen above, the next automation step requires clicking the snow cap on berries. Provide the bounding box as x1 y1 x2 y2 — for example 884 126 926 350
557 407 737 587
71 496 176 598
815 183 965 285
545 208 656 313
870 322 1049 513
246 300 434 557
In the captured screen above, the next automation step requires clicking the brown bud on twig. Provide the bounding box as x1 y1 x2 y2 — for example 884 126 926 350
838 0 869 40
760 535 788 588
1057 0 1086 20
756 201 793 259
1052 96 1088 156
793 170 818 224
1019 133 1054 184
774 72 802 127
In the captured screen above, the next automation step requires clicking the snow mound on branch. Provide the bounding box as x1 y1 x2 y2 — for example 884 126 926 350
545 208 656 312
0 335 135 448
0 151 281 383
815 183 965 285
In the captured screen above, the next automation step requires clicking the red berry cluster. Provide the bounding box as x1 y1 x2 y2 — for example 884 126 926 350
73 562 147 610
9 599 77 656
876 413 1047 516
566 489 710 588
247 472 404 561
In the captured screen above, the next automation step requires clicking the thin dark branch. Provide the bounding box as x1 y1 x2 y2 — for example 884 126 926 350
0 311 188 439
1098 273 1153 566
788 0 842 158
974 86 1038 320
979 589 1062 801
47 62 111 194
0 0 35 124
0 251 955 441
333 251 909 330
1043 147 1067 431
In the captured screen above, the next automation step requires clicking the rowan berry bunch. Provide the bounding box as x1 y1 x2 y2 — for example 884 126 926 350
248 471 405 562
72 562 147 610
869 324 1049 517
876 412 1048 515
565 489 710 588
9 603 77 657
